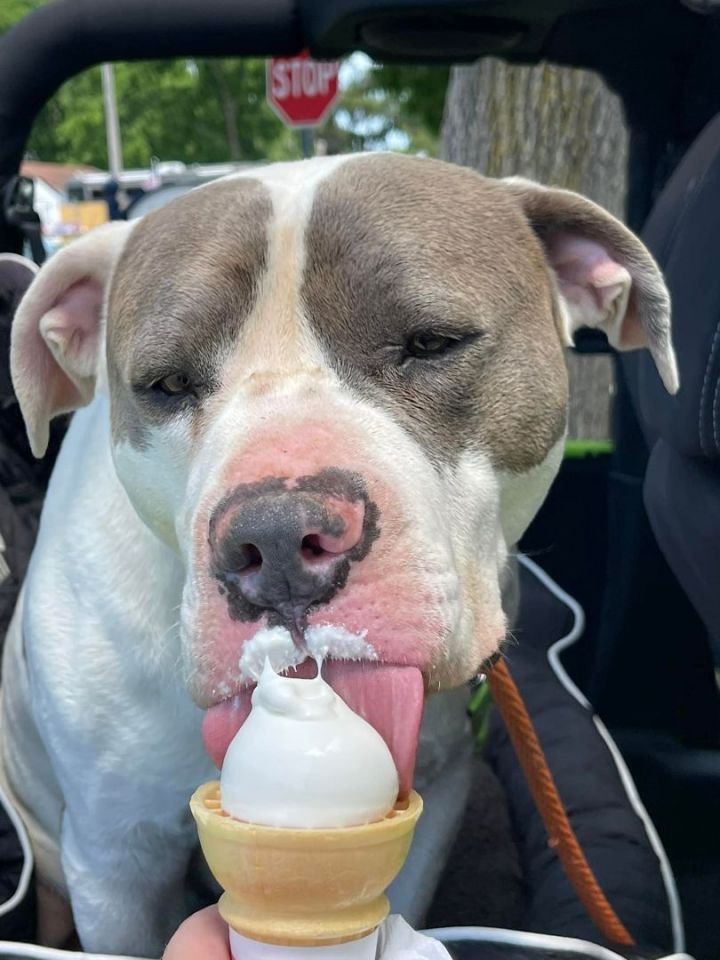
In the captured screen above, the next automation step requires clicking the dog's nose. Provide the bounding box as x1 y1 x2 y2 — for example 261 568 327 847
209 473 375 638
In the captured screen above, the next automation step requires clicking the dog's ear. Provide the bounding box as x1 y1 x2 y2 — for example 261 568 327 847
11 221 133 457
504 177 678 394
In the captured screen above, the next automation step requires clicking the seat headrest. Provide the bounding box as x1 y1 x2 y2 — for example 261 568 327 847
628 112 720 459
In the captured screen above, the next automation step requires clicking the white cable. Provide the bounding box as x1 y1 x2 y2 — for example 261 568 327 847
0 783 33 920
424 926 693 960
0 944 144 960
518 554 686 954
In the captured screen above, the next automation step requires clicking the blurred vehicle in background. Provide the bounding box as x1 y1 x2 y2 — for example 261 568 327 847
21 159 257 254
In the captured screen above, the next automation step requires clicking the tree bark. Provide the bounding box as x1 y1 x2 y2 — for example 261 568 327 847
441 59 629 440
209 60 243 162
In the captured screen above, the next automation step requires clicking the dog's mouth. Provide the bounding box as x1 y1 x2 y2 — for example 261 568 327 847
202 659 425 798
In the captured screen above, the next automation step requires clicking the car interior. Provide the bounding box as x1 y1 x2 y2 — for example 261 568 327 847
0 2 717 959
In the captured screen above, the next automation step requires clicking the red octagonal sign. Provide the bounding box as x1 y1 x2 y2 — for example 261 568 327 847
267 51 341 128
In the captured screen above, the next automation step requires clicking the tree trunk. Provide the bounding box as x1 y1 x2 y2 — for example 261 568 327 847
441 59 629 440
209 60 243 162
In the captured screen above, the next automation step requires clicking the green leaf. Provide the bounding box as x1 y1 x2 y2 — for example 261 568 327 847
3 7 449 166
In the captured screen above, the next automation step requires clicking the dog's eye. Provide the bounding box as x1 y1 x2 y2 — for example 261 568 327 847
404 331 469 361
153 372 194 397
407 333 451 356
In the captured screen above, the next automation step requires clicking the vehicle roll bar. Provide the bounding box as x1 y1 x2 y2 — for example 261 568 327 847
0 0 301 249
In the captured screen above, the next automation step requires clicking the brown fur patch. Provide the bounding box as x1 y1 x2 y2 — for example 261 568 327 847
301 155 568 473
106 177 272 447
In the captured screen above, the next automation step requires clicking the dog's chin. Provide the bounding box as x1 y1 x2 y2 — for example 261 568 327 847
201 659 425 799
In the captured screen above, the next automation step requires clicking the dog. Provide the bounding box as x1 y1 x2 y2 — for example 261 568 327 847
0 153 677 957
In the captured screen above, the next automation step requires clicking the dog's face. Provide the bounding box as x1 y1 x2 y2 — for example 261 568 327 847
10 154 677 792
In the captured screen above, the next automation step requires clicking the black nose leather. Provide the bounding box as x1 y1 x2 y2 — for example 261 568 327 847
208 471 379 636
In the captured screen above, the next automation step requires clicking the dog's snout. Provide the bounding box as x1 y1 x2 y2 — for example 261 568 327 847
209 470 379 633
220 494 364 606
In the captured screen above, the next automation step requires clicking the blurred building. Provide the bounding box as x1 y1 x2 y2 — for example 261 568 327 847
20 160 100 235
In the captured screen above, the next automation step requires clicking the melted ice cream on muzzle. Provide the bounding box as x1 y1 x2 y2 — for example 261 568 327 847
202 625 426 797
220 659 399 827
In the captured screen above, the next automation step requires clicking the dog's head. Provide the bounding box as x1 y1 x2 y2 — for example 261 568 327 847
11 155 676 791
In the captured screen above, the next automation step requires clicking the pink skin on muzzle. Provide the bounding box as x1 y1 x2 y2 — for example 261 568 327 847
190 420 454 795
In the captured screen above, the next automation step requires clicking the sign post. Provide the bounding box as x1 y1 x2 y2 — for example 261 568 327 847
266 51 341 156
300 129 314 159
101 63 123 179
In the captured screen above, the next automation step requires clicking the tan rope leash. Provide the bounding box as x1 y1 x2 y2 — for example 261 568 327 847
486 658 635 948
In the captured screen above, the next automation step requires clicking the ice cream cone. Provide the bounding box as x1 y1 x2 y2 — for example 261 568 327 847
190 781 423 947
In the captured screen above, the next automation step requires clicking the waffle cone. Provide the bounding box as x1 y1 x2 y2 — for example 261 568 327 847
190 781 422 946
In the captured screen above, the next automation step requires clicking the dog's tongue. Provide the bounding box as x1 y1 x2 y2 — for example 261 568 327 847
202 662 424 798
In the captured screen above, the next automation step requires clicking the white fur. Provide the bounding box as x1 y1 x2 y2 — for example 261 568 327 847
497 437 566 547
222 153 359 194
113 418 194 554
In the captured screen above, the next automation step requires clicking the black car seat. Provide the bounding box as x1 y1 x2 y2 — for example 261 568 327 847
633 112 720 664
593 111 720 960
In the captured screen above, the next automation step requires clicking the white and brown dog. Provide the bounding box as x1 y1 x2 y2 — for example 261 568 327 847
0 154 677 956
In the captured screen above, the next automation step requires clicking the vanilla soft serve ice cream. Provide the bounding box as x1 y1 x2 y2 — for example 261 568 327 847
220 658 400 828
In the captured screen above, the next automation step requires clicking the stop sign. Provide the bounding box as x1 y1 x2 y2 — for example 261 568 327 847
266 51 341 128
